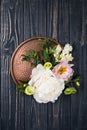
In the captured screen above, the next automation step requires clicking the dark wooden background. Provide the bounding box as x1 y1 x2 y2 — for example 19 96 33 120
1 0 87 130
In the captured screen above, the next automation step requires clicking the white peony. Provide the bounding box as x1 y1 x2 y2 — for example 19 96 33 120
29 64 65 103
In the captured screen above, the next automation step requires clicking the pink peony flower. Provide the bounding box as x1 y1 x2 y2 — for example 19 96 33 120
52 60 74 81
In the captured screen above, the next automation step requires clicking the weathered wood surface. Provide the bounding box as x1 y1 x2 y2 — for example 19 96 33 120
1 0 87 130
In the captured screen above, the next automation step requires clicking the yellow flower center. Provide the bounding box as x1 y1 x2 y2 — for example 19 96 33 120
57 66 67 74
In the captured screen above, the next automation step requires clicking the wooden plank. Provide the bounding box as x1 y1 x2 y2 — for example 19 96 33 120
24 1 47 130
14 1 25 130
0 0 1 129
69 0 87 130
46 0 53 38
58 0 70 44
37 0 47 37
47 0 71 130
57 1 71 130
47 1 58 129
1 0 25 130
1 0 87 130
1 0 16 130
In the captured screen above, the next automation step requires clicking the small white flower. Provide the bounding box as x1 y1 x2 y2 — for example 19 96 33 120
59 44 73 62
53 45 62 62
63 43 73 54
64 53 74 61
60 53 74 62
56 45 62 54
53 53 60 62
29 64 65 103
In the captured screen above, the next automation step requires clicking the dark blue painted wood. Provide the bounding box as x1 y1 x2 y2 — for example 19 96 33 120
1 0 87 130
69 1 87 130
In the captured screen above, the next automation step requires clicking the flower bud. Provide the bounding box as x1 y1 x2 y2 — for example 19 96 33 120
75 81 80 87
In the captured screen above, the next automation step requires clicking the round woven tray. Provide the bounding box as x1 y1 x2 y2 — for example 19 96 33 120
10 36 59 85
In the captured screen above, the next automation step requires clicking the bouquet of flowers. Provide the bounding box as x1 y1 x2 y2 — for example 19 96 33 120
18 38 80 103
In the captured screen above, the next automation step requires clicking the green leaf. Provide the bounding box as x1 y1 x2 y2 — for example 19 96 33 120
64 87 77 95
42 49 50 63
17 83 28 93
34 55 40 65
49 47 53 54
40 38 53 48
46 47 49 53
73 75 80 82
19 80 29 84
22 55 30 61
72 75 80 87
26 50 31 56
21 38 56 65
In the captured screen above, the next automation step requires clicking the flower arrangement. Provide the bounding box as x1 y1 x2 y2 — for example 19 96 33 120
18 38 80 103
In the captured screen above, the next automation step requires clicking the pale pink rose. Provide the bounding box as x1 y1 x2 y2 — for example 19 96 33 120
52 60 74 81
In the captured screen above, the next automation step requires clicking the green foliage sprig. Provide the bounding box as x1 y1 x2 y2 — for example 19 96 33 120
22 38 58 66
64 75 80 95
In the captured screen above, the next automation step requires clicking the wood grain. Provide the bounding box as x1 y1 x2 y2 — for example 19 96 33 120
1 0 87 130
